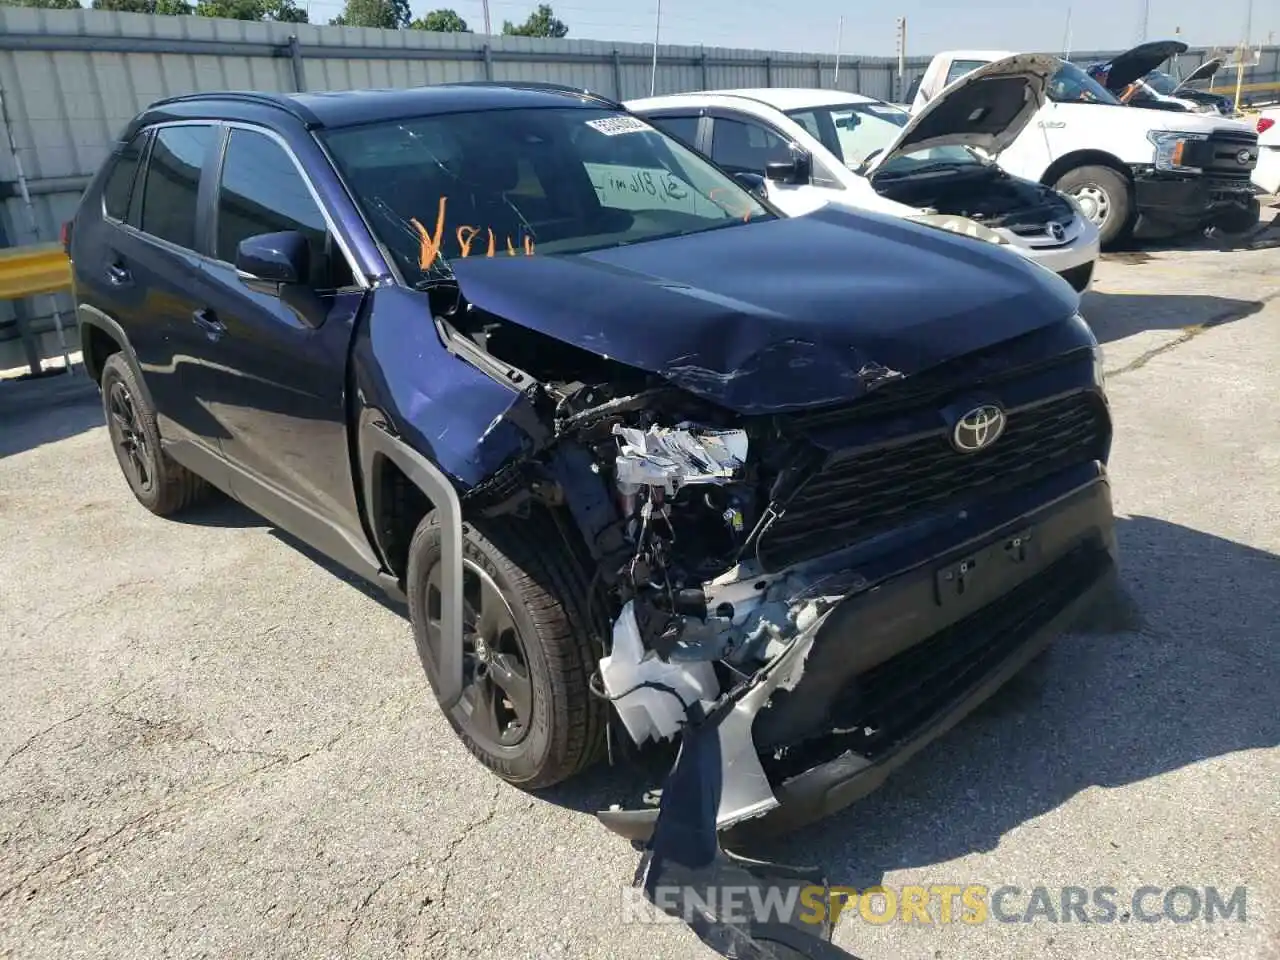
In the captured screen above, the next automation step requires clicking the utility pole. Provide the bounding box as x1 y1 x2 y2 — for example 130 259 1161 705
1235 0 1255 111
895 16 906 102
833 16 844 86
482 0 491 35
650 0 661 96
1062 6 1073 58
1138 0 1149 43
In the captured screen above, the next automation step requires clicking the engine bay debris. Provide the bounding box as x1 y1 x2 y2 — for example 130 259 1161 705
612 422 749 494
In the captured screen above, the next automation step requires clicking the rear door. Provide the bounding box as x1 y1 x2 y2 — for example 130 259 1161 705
93 122 227 460
195 123 371 564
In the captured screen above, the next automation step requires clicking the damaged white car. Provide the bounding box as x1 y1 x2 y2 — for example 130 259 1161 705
628 54 1102 292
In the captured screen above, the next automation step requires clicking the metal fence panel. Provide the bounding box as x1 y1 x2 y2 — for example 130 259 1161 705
1 7 1276 368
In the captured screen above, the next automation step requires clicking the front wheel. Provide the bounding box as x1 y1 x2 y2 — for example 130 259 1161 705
1055 165 1135 248
406 510 606 789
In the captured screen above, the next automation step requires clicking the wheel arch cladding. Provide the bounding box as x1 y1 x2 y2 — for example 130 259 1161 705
76 305 155 410
1042 150 1134 189
350 286 555 712
360 422 466 711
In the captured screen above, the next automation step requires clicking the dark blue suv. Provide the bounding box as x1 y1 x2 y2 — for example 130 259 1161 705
67 82 1118 842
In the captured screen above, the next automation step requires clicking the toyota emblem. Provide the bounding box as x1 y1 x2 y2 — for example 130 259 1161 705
1237 149 1255 165
951 404 1007 453
1048 222 1066 242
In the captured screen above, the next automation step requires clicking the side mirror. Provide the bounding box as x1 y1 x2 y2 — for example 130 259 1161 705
732 171 768 199
235 230 309 297
764 150 811 185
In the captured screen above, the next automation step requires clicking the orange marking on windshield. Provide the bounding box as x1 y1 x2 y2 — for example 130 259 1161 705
410 195 535 264
456 225 481 258
408 196 448 269
708 187 755 222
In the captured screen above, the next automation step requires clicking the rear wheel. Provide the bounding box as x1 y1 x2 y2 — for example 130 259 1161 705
1055 165 1135 248
100 353 209 516
406 509 606 789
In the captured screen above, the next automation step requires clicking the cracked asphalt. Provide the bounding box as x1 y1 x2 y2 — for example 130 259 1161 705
2 210 1279 960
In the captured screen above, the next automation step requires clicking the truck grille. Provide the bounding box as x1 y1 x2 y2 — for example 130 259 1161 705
1185 129 1259 181
757 391 1108 570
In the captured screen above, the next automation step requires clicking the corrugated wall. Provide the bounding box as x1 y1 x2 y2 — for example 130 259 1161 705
1 6 1277 367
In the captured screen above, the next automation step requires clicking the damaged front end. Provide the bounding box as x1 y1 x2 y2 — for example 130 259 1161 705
404 230 1113 958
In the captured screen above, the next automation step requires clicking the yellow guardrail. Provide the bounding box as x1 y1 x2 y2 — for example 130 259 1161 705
0 243 72 301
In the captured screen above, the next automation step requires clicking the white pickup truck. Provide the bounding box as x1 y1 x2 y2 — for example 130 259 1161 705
911 50 1261 245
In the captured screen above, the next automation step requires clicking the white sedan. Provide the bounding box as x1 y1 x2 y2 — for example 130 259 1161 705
627 56 1101 292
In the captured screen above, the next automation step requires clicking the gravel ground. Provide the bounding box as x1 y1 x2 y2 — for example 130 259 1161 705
2 215 1279 960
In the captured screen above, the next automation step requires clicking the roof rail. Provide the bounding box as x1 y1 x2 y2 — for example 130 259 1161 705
437 80 623 110
146 91 322 127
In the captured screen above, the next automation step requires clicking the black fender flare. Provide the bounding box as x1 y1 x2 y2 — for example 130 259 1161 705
76 304 156 412
358 416 465 711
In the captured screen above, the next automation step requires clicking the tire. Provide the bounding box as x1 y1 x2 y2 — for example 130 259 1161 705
1058 260 1095 293
100 353 209 516
1054 165 1135 248
406 508 606 789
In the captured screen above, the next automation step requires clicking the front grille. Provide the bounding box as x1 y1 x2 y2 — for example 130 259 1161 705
1186 130 1259 180
757 391 1107 570
762 541 1110 782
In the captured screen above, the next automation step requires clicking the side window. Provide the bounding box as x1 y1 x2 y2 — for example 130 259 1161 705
215 128 353 290
102 132 147 224
648 115 701 149
945 59 988 86
710 117 793 176
139 125 216 250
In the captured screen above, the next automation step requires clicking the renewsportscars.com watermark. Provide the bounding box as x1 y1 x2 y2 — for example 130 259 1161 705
622 883 1250 928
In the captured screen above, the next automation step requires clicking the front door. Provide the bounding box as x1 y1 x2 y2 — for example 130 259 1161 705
195 124 372 567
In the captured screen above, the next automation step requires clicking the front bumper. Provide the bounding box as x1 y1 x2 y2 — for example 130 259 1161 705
599 470 1119 842
1132 167 1258 230
1003 216 1101 277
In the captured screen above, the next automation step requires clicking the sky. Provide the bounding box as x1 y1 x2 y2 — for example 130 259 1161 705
299 0 1277 59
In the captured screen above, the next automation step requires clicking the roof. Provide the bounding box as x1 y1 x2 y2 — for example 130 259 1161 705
627 88 879 112
141 83 617 132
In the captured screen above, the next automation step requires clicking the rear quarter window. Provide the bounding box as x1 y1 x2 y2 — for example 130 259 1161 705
102 133 147 223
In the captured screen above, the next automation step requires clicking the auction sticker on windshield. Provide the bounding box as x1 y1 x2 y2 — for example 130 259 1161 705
585 116 652 136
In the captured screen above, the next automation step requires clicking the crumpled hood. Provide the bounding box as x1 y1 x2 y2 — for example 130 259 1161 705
447 205 1079 415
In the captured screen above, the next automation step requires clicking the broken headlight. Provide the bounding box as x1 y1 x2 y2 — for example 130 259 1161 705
1148 130 1208 173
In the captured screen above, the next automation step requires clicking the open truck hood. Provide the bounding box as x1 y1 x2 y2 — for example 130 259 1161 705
447 204 1079 415
863 53 1059 176
1096 40 1189 92
1173 57 1224 92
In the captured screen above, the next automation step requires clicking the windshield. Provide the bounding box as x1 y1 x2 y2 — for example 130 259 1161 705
1143 70 1180 95
1047 61 1123 105
784 101 978 173
322 106 772 285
